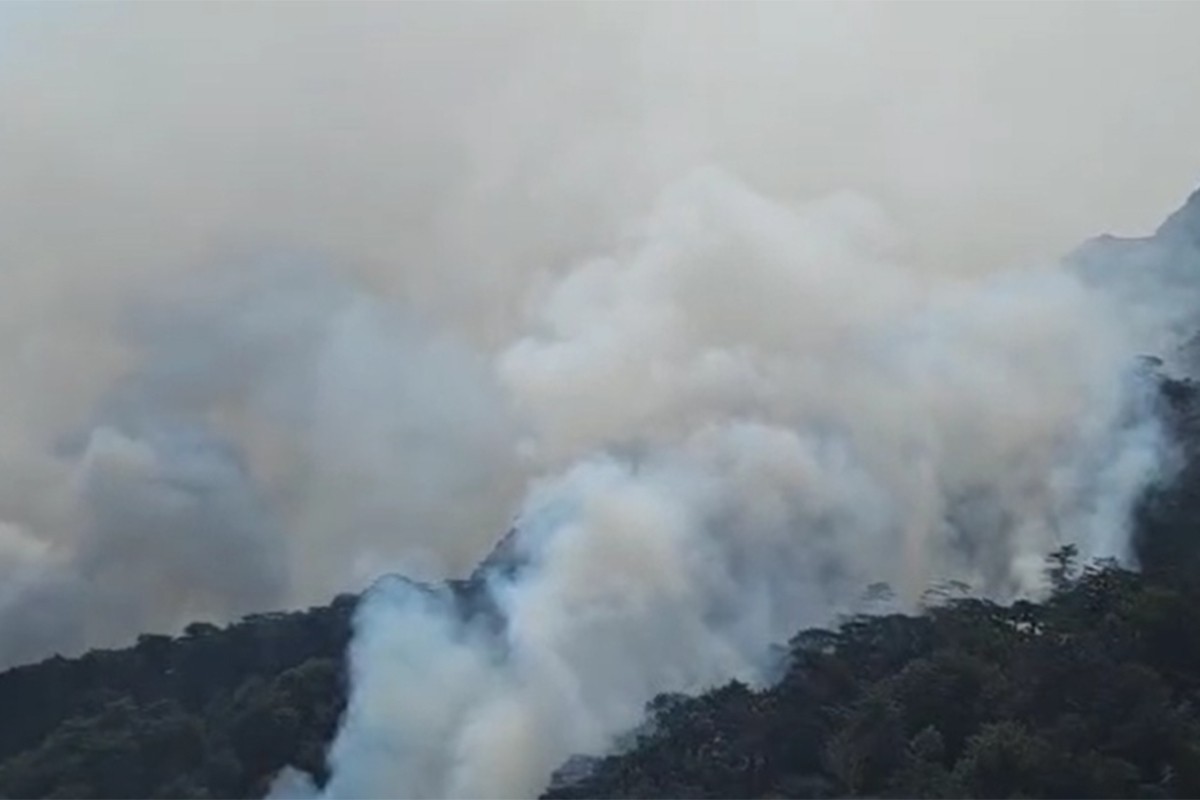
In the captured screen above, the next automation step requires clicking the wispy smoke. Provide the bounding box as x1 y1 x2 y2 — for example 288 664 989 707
1 3 1200 796
0 257 522 667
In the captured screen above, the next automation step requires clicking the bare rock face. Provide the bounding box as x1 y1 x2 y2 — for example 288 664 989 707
356 526 524 648
1074 182 1200 576
1066 185 1200 370
469 526 524 584
1155 186 1200 249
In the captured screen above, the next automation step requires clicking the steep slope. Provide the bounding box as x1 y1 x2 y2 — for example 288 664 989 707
1070 185 1200 359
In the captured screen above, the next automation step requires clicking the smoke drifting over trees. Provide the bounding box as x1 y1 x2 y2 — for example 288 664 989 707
2 4 1200 798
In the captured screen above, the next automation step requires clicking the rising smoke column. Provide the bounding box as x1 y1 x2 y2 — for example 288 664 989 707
304 168 1174 799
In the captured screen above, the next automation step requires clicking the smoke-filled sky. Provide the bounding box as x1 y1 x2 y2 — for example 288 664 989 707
4 3 1200 795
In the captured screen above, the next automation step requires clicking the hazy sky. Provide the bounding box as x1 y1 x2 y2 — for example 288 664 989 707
2 3 1199 312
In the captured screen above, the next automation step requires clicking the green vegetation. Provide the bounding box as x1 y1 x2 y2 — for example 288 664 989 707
0 597 355 798
544 551 1200 798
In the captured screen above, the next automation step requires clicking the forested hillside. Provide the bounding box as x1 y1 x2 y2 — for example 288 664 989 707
545 548 1200 798
0 596 356 798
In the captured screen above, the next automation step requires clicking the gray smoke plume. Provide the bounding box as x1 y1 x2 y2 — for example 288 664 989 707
1 2 1200 795
307 167 1181 799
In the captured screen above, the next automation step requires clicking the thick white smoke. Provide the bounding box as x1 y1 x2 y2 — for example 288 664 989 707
1 3 1199 794
302 168 1175 799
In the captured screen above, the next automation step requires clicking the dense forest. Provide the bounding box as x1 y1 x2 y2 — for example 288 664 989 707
0 370 1197 799
545 553 1200 798
0 596 356 798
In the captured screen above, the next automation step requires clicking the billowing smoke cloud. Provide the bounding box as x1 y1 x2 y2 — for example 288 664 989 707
297 165 1182 799
1 2 1200 794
